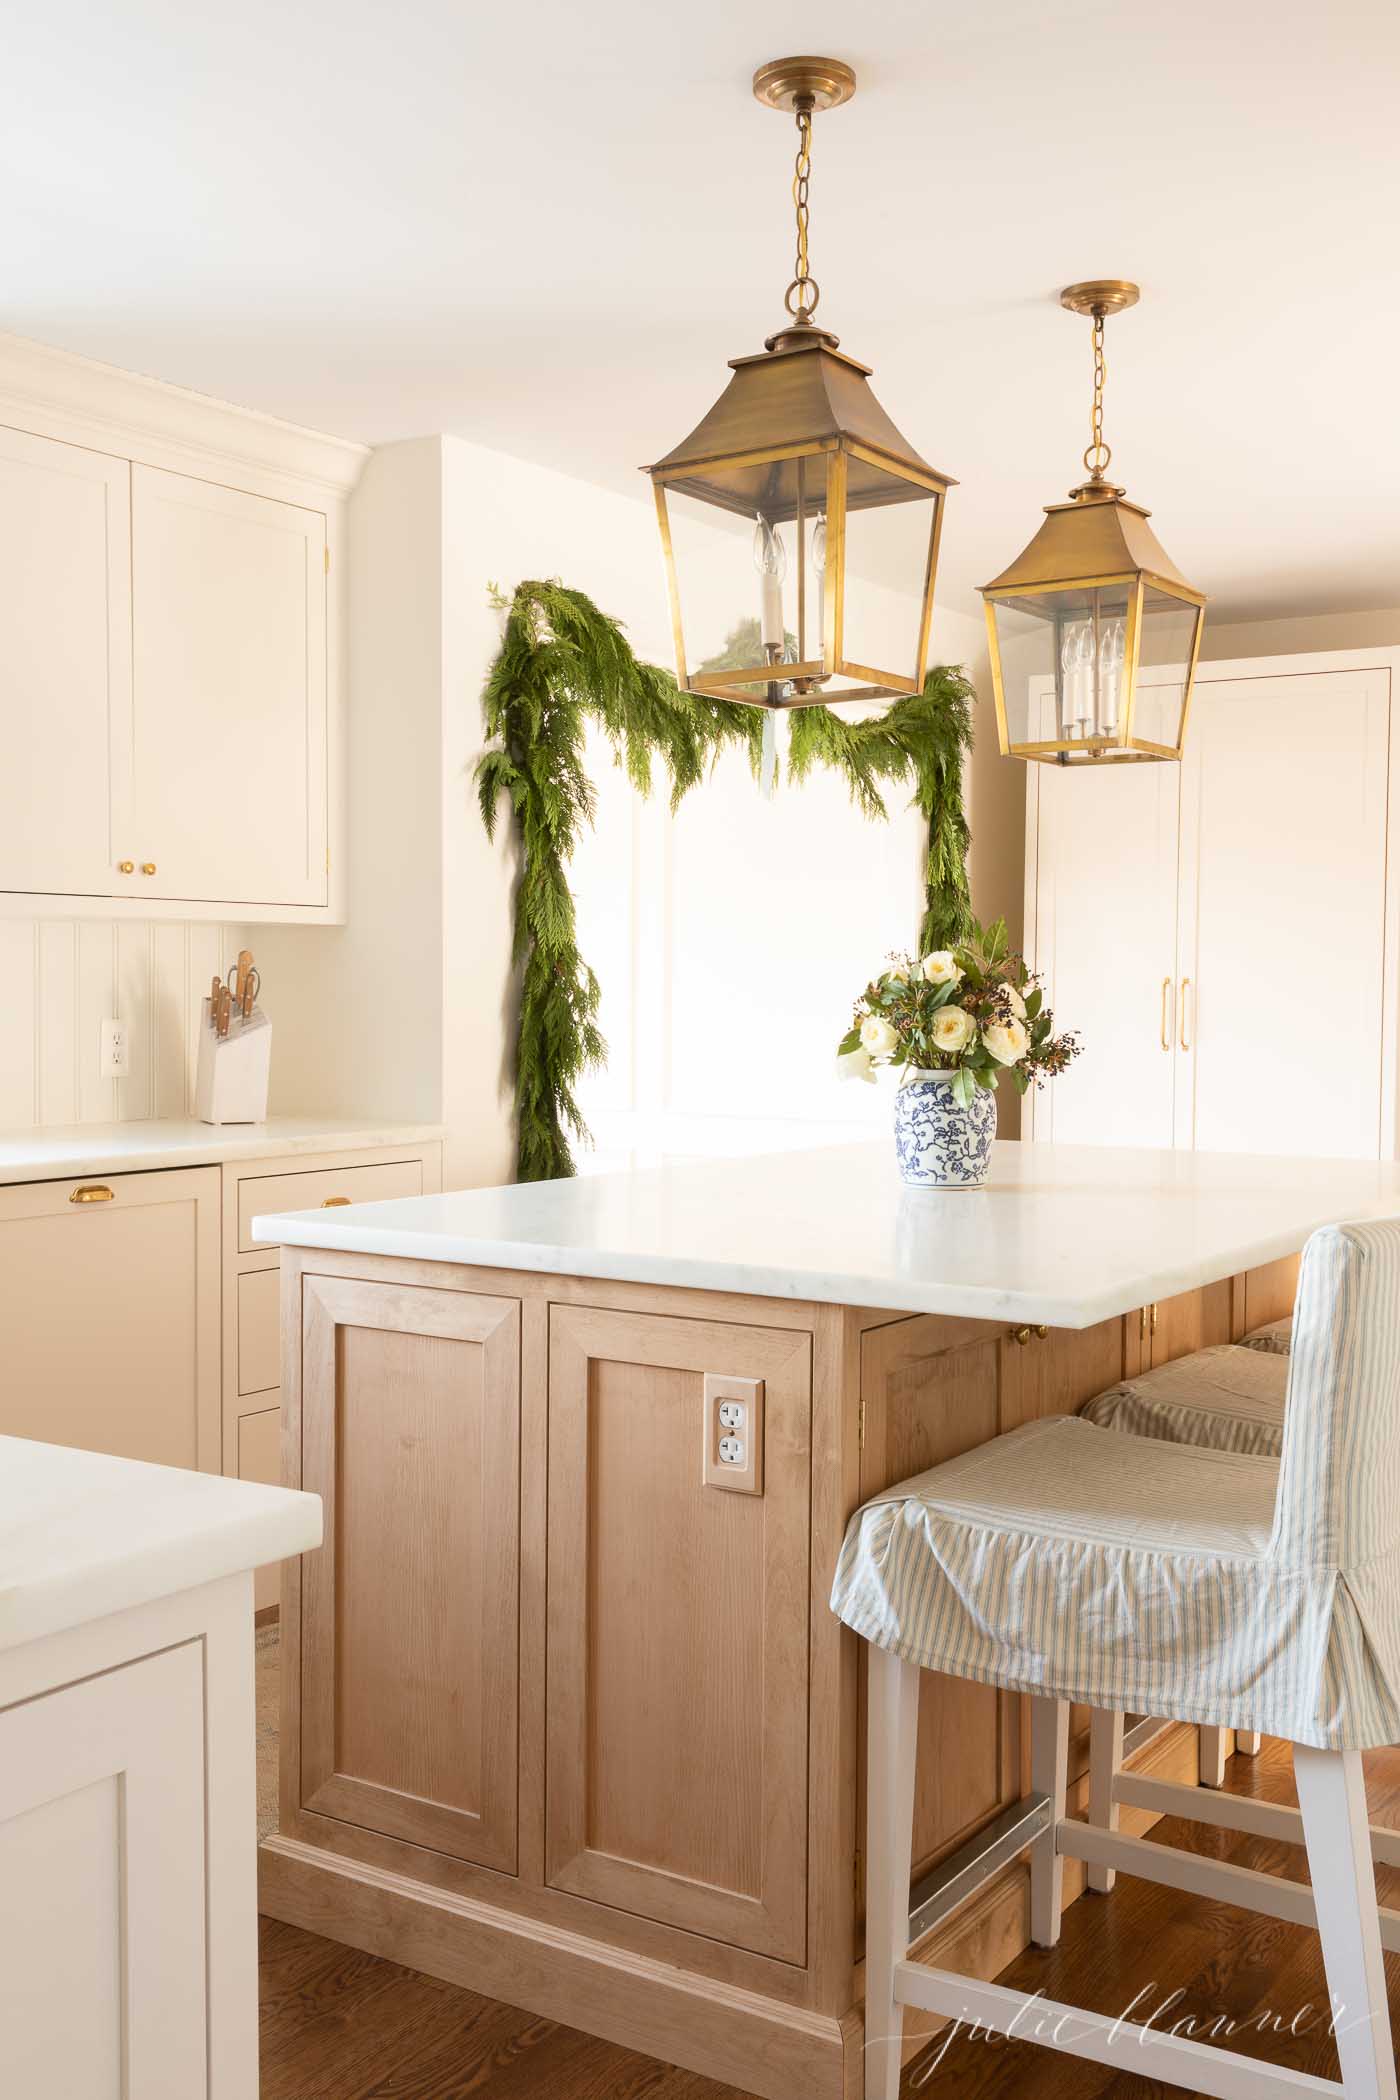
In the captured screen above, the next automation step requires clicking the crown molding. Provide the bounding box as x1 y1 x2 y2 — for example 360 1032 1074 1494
0 331 370 504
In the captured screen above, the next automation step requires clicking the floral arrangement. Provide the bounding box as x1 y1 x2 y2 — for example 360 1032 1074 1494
836 916 1081 1109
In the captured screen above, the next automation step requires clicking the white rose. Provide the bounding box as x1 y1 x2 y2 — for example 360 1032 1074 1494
983 1016 1030 1066
921 951 964 987
836 1047 877 1085
930 1005 975 1055
884 960 911 985
859 1014 899 1057
1003 984 1027 1018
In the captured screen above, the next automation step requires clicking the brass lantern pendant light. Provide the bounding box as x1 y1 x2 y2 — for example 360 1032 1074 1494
982 282 1207 766
645 58 956 710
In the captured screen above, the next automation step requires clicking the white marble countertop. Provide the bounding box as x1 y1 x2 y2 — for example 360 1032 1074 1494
0 1436 322 1652
0 1116 444 1187
250 1139 1400 1328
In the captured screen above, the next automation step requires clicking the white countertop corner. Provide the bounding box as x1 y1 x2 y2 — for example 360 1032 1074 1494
248 1139 1400 1327
0 1437 322 1652
0 1116 445 1186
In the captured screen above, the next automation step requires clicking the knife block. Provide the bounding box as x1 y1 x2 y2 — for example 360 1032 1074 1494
195 1001 272 1124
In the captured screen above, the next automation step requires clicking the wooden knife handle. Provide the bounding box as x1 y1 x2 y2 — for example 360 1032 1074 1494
235 948 253 1004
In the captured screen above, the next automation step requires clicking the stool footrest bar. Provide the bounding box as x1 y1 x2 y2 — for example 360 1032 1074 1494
907 1793 1051 1943
1113 1772 1400 1869
1060 1821 1400 1951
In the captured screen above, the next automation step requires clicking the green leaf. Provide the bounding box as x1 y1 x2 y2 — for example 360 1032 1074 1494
1024 986 1043 1020
837 1027 862 1056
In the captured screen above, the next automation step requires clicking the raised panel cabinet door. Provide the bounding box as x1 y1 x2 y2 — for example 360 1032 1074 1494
1179 668 1390 1158
131 466 327 907
546 1305 811 1962
299 1276 520 1873
1028 673 1182 1148
0 1642 208 2099
0 427 132 897
0 1166 220 1470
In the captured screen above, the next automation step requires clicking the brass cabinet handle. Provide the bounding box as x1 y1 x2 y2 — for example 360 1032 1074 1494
140 862 157 876
117 860 134 875
321 1196 352 1207
1160 976 1173 1052
69 1184 115 1204
1150 1301 1160 1335
1179 978 1192 1052
1033 1324 1049 1340
1009 1325 1033 1346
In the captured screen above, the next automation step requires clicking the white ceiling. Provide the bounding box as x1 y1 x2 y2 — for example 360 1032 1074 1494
6 0 1398 621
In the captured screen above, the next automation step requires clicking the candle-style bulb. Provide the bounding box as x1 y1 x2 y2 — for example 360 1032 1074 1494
754 514 786 651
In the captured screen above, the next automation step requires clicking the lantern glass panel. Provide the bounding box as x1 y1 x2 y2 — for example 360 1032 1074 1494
993 583 1133 750
662 459 827 691
833 464 939 696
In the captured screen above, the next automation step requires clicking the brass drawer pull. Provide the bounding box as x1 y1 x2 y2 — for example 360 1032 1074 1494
1179 977 1192 1052
70 1184 115 1204
140 861 157 876
321 1196 352 1208
1009 1325 1050 1346
117 860 134 875
1160 976 1172 1052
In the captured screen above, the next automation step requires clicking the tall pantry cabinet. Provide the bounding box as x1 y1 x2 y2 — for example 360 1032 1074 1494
1025 650 1399 1160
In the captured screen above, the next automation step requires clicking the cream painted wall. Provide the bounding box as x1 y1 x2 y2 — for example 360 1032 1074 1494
249 434 1024 1187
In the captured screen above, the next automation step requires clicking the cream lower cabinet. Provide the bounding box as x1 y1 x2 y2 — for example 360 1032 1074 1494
1029 650 1398 1158
0 1642 209 2097
0 1167 220 1469
221 1144 441 1609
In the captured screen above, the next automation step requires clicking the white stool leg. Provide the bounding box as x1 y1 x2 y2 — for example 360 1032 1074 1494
1200 1724 1228 1787
1086 1709 1124 1893
865 1645 919 2100
1237 1729 1262 1755
1295 1745 1399 2100
1030 1697 1069 1947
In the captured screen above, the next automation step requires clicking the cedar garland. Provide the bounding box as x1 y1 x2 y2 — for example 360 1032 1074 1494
477 579 976 1181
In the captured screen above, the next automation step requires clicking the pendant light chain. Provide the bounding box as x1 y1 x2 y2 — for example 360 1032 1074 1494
785 97 820 321
1084 311 1111 478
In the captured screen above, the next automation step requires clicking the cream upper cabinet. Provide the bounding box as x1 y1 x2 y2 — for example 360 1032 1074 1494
1177 666 1392 1158
130 467 328 908
0 428 132 899
1027 652 1397 1161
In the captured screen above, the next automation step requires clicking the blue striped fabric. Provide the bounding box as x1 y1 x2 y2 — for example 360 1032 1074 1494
830 1221 1400 1749
1081 1343 1288 1457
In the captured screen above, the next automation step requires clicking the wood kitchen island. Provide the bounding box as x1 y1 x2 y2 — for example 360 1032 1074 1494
254 1141 1400 2100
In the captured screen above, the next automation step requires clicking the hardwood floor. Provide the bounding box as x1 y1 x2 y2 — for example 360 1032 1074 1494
260 1737 1400 2100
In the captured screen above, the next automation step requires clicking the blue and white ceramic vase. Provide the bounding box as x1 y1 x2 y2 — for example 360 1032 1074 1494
893 1068 997 1189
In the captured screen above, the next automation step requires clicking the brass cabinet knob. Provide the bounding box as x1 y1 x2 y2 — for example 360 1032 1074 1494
69 1184 115 1204
117 860 134 874
1034 1324 1049 1340
321 1196 352 1208
1009 1325 1033 1345
140 862 157 875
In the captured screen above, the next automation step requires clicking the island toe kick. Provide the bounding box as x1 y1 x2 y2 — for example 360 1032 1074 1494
258 1243 1299 2100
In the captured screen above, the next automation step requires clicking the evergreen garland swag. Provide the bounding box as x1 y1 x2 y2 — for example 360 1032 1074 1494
477 578 976 1183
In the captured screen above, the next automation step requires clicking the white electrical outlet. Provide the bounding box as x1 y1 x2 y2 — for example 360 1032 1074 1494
100 1017 128 1079
702 1374 765 1495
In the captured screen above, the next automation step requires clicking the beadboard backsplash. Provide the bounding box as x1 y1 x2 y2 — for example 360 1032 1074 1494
0 920 243 1128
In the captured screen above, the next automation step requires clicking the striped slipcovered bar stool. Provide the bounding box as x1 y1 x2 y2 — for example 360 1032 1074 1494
1243 1314 1295 1354
1082 1340 1290 1776
835 1220 1400 2100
